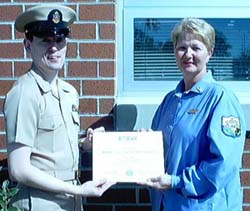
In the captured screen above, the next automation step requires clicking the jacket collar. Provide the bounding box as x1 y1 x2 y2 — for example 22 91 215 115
29 69 71 93
175 70 215 95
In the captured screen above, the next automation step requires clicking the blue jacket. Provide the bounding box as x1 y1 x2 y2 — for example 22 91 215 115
151 71 246 211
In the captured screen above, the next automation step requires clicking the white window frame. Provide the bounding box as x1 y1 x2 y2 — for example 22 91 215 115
117 0 250 105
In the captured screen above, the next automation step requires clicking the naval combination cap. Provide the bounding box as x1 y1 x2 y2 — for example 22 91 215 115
15 4 76 38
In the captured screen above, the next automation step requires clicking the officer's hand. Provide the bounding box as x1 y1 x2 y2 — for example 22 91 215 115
138 174 172 189
78 179 116 197
79 127 105 150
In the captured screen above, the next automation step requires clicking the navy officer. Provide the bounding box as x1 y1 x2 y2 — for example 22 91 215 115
4 4 115 211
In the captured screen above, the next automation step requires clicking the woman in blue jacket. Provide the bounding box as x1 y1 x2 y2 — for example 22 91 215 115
142 18 246 211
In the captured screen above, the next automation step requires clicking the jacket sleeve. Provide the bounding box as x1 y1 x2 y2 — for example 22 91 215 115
172 89 246 199
4 82 39 147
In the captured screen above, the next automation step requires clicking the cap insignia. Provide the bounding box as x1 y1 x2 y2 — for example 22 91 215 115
52 11 61 24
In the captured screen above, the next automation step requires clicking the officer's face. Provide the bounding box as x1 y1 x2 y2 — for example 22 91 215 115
25 36 67 72
174 32 213 78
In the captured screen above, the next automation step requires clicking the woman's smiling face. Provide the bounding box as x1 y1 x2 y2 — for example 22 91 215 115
174 32 213 77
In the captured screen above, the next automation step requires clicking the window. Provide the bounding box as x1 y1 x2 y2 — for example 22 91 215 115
134 18 250 81
117 0 250 103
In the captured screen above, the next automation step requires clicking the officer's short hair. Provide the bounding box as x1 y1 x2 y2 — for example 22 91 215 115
15 4 76 41
171 18 215 52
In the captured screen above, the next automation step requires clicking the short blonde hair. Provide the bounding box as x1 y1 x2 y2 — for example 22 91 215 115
171 18 215 52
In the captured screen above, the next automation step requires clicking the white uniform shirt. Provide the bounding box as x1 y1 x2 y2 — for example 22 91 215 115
4 69 80 180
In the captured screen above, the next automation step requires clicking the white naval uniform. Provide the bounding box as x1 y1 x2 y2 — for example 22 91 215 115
4 69 82 211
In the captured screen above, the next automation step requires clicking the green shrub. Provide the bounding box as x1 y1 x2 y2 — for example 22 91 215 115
0 180 19 211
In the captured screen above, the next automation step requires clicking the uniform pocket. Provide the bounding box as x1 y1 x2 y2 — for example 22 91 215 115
36 115 64 151
38 115 63 130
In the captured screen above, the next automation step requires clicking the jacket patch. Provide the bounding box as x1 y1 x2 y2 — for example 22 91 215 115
221 116 241 138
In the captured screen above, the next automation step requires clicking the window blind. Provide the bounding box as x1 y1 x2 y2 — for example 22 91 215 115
134 18 250 81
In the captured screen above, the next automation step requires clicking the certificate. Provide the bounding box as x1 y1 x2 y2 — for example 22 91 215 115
92 131 164 182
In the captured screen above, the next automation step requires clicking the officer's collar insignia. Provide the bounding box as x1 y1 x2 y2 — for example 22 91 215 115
196 86 202 93
72 104 78 112
187 109 199 115
52 11 60 24
222 116 241 138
